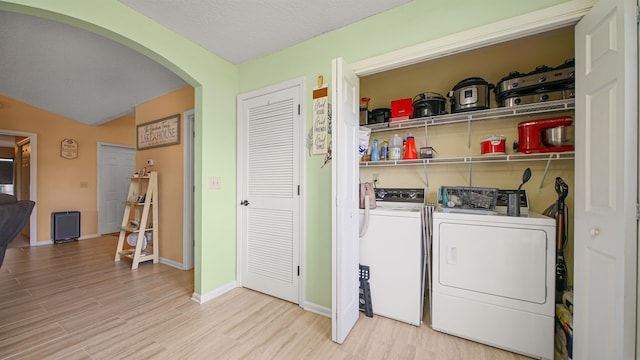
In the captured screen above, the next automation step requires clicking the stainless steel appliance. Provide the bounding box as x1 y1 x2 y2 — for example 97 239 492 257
498 87 574 107
448 77 494 113
495 59 575 108
517 116 574 154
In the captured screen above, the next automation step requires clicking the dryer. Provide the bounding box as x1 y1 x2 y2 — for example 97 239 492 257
431 210 555 360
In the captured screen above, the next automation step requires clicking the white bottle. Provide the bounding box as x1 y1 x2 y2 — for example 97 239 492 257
389 134 403 160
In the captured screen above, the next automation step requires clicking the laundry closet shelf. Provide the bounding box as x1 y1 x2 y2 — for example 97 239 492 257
360 152 574 167
364 98 575 133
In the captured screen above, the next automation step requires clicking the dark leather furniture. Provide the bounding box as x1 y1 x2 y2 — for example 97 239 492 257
0 193 35 268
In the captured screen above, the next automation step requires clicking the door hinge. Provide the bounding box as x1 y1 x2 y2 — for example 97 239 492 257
297 185 300 195
298 104 301 115
297 266 300 276
636 203 639 221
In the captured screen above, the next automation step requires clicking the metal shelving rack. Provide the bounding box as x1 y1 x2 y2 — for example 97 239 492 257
360 99 575 189
364 98 575 133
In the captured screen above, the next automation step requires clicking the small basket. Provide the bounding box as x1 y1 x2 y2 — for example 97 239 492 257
442 186 498 210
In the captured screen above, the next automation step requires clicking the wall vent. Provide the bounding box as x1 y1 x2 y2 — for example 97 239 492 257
51 211 80 243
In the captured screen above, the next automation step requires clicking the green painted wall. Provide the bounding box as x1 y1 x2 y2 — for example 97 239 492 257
0 0 239 296
1 0 573 309
236 0 570 308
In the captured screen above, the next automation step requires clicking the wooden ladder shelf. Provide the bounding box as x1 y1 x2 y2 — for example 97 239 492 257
114 171 159 269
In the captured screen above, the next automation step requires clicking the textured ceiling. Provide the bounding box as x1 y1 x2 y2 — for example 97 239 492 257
0 1 410 126
121 0 411 64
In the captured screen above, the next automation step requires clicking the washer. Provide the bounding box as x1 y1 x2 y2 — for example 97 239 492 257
431 210 555 360
359 188 425 326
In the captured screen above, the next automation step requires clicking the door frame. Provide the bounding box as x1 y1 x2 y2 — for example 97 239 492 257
332 0 596 343
182 109 195 270
351 0 593 76
1 130 37 246
97 142 136 235
236 77 307 304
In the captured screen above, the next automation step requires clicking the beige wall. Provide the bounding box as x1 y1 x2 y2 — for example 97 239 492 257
0 93 135 242
360 27 576 285
0 146 13 158
134 85 194 264
0 85 193 259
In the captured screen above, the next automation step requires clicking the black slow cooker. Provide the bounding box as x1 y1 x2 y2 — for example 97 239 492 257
368 108 391 124
412 92 447 118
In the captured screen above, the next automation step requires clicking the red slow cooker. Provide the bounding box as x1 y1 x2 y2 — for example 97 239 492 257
480 136 506 155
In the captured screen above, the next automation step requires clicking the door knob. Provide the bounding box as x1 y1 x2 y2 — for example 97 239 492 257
589 227 600 236
240 200 250 206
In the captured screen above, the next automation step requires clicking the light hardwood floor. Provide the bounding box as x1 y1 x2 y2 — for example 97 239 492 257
0 235 532 359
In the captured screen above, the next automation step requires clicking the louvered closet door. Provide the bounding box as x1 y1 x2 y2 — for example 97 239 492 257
239 83 300 304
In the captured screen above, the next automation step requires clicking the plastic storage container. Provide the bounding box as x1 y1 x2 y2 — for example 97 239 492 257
371 139 380 161
389 134 403 160
380 139 389 161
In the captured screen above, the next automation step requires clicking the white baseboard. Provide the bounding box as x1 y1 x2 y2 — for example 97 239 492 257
159 257 184 269
79 234 99 240
35 233 100 246
303 301 331 318
191 281 237 304
34 240 53 246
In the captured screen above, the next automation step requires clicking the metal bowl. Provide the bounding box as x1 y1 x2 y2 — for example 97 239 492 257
541 125 574 147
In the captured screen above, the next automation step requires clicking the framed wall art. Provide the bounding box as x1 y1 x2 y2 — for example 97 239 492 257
137 114 181 150
60 138 78 159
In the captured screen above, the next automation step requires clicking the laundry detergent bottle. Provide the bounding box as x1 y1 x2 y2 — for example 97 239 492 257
389 134 403 160
403 133 417 160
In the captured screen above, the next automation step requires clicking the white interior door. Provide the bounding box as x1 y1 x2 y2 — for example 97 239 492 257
238 79 302 304
574 0 638 358
98 143 136 235
331 57 360 344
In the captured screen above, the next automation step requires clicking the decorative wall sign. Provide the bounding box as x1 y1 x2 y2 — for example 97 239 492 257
312 75 328 155
137 114 181 150
60 139 78 159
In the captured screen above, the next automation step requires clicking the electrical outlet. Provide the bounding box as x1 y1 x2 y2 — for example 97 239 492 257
209 176 221 190
372 173 379 182
146 159 154 166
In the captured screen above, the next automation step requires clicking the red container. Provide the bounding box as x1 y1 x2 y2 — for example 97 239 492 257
391 98 413 118
480 136 506 155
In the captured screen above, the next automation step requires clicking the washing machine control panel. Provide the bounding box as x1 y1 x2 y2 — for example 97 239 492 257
375 188 425 204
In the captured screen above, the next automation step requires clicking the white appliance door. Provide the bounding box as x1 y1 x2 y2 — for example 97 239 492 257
359 210 423 326
331 57 360 344
574 0 638 358
437 222 548 304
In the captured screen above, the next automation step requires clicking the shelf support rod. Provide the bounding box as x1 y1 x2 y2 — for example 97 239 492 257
538 154 554 191
423 162 430 192
467 117 472 150
468 161 473 186
424 123 429 147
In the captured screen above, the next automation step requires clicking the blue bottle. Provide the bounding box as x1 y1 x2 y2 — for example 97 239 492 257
371 139 380 161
